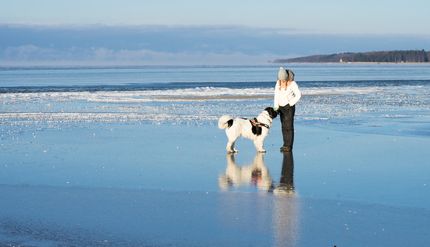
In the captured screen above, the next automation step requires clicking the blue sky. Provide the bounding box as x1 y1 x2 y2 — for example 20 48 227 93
1 0 429 65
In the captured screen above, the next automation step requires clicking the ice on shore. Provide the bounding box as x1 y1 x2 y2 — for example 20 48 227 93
1 84 429 138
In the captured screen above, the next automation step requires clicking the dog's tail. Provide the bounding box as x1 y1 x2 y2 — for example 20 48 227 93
218 115 233 129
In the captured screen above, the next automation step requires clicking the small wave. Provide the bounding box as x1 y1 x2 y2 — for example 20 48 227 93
383 114 411 119
2 79 430 93
302 87 382 95
0 86 391 104
302 117 330 121
0 87 274 103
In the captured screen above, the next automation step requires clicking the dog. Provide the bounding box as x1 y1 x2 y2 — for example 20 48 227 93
218 107 278 153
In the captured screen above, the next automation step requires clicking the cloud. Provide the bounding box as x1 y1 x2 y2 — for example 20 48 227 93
89 48 271 65
1 24 429 66
1 44 272 66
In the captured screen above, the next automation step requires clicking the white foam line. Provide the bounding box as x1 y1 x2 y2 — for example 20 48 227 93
302 87 382 95
0 86 384 103
0 88 273 103
0 112 217 123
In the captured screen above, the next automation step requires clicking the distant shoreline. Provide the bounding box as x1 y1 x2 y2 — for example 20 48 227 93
274 50 430 64
273 61 430 64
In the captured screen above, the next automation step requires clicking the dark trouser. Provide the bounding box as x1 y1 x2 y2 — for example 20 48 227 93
278 104 295 148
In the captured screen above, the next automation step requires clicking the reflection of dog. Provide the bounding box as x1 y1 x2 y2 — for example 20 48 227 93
219 153 273 191
218 107 278 153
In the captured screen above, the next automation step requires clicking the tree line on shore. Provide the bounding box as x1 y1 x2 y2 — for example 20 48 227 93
274 50 430 63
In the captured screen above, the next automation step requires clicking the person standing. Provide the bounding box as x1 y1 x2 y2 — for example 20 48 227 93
273 67 301 152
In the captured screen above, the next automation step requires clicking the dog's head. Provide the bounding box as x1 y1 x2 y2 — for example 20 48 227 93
264 107 278 119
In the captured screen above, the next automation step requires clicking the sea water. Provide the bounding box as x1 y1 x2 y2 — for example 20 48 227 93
1 62 429 193
1 64 430 135
1 64 430 246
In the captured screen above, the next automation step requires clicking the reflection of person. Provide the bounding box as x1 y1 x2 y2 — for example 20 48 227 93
274 67 301 152
272 151 298 246
219 153 273 191
273 151 295 195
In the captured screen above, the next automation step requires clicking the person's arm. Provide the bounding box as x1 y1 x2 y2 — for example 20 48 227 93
288 81 301 106
273 80 280 111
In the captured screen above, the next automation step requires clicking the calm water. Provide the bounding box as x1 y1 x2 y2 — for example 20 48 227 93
1 64 430 87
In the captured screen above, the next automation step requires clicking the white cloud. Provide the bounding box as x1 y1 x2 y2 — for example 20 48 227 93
1 45 272 66
1 25 429 66
4 45 57 60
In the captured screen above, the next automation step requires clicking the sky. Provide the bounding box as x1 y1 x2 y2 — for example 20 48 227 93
1 0 429 65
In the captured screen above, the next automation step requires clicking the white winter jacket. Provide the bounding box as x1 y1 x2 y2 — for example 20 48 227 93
273 80 301 111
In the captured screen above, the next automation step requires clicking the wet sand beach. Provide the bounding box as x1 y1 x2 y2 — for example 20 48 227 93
1 123 429 246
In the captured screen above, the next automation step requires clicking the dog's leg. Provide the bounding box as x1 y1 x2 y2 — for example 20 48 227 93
254 152 265 166
231 141 238 153
232 142 239 153
225 138 239 153
231 139 239 153
253 139 265 153
226 140 238 153
226 141 232 153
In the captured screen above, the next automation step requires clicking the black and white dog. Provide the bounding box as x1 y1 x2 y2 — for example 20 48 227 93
218 107 278 153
